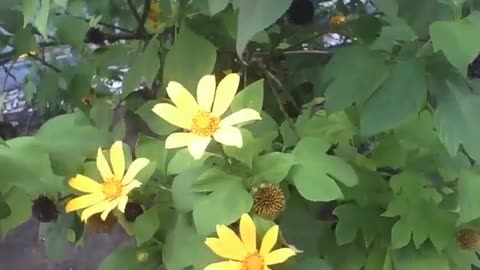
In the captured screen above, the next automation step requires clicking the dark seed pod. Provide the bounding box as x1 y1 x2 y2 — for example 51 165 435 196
84 27 106 45
252 183 286 220
287 0 315 25
86 213 118 234
457 228 480 250
31 195 58 223
467 54 480 79
124 202 144 222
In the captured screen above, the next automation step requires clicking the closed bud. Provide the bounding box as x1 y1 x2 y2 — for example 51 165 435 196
124 202 144 222
32 195 58 223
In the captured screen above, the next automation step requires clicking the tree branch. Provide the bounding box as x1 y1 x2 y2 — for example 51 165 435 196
137 0 151 35
127 0 141 24
27 52 61 73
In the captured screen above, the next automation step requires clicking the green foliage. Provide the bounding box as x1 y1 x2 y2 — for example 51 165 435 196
2 0 480 269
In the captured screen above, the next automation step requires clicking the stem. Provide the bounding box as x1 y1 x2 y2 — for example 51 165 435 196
215 140 233 170
58 193 74 202
127 0 141 24
137 0 151 35
28 52 61 73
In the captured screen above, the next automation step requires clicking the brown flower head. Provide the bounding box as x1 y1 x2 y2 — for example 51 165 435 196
457 228 480 250
86 213 118 234
252 183 286 220
32 195 58 223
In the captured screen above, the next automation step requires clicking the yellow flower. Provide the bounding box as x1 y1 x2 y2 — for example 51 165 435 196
204 214 296 270
65 141 150 222
152 74 262 160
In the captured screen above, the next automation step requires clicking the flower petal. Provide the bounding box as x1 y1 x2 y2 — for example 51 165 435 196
122 179 142 195
68 174 102 193
100 200 120 220
81 200 110 221
117 196 128 213
110 141 125 179
165 132 194 149
212 73 240 117
152 103 192 129
216 225 248 258
166 81 198 114
264 248 296 265
97 148 113 181
213 126 242 148
187 135 211 160
197 75 216 111
65 193 106 213
240 214 256 253
220 109 262 127
204 261 242 270
260 225 279 255
122 158 149 184
205 238 246 260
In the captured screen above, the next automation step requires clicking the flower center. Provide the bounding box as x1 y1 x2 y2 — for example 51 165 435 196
102 179 123 201
191 110 220 136
242 253 264 270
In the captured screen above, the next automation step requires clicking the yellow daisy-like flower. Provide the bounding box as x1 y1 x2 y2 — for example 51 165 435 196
65 141 150 222
152 74 262 160
205 214 296 270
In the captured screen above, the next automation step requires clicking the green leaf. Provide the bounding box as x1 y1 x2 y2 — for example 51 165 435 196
360 60 427 136
171 167 206 212
383 172 456 251
24 80 36 104
391 245 449 270
334 204 390 247
12 26 36 56
136 100 176 136
294 257 333 270
0 194 11 220
457 169 480 223
134 206 161 245
35 0 50 38
230 79 264 113
236 0 292 56
252 152 295 183
223 129 257 168
123 39 160 98
370 135 407 168
90 99 113 130
434 78 480 161
192 167 240 192
35 111 110 176
163 26 216 91
0 187 31 236
291 137 330 161
136 135 168 175
163 214 216 270
40 214 75 262
371 0 398 16
99 245 140 270
291 163 343 202
209 0 230 15
167 149 212 175
323 46 389 112
193 180 253 235
398 0 452 37
365 248 394 270
22 0 38 27
430 19 480 75
55 15 89 49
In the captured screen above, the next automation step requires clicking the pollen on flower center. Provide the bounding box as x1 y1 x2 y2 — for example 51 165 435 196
242 253 264 270
102 179 123 201
191 110 220 136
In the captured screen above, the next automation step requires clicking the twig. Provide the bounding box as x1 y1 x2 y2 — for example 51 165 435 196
261 65 301 114
127 0 141 24
283 49 331 55
2 58 17 92
25 109 35 135
55 13 135 33
138 0 151 34
27 52 61 73
2 65 17 84
255 61 300 140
